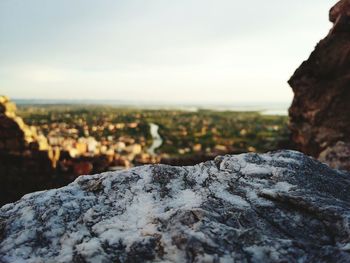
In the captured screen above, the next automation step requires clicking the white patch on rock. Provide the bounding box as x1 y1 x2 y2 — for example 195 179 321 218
1 150 350 262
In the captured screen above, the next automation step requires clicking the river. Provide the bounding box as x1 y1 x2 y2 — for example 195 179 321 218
148 123 163 155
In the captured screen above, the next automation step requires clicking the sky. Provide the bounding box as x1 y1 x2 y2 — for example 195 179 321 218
0 0 335 104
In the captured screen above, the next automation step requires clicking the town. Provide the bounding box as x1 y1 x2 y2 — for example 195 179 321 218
17 103 290 175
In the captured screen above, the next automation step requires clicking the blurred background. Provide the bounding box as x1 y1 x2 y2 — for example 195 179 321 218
0 0 334 205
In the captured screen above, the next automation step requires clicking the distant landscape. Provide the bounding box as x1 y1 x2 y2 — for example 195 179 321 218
0 96 291 206
17 102 290 171
15 99 289 114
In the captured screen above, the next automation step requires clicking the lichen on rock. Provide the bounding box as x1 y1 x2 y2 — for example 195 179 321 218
0 150 349 262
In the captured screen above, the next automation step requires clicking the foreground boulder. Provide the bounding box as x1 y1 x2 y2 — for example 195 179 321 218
288 0 350 171
1 151 350 262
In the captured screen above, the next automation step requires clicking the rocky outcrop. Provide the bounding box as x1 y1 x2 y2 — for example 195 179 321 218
0 96 58 206
288 0 350 171
0 96 50 152
1 150 349 262
319 141 350 171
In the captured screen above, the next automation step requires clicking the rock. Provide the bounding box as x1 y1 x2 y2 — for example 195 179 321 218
73 161 94 176
319 141 350 170
288 0 350 170
0 96 44 151
0 96 11 114
330 0 350 22
0 95 53 152
0 150 349 262
0 96 9 104
0 96 57 206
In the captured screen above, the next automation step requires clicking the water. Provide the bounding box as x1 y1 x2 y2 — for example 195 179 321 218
148 123 163 155
261 109 288 116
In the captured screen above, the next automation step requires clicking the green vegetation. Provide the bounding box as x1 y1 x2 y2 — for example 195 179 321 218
18 105 290 158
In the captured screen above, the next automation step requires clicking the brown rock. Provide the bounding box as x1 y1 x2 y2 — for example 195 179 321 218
0 96 50 151
288 0 350 170
330 0 350 22
0 96 9 105
319 141 350 170
73 162 93 176
5 138 23 151
0 96 59 205
0 104 5 114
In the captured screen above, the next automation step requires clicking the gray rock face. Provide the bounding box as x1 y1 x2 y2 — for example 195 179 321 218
1 150 350 263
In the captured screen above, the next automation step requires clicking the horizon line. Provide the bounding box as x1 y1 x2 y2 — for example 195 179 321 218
11 97 292 106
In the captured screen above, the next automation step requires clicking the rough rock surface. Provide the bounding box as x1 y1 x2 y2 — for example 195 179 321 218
1 150 350 263
288 0 350 171
319 141 350 171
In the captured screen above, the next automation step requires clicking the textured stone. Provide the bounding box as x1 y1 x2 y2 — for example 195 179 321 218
1 150 349 262
288 0 350 170
319 141 350 171
330 0 350 22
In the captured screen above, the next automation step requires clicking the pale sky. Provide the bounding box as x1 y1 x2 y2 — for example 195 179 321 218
0 0 335 103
